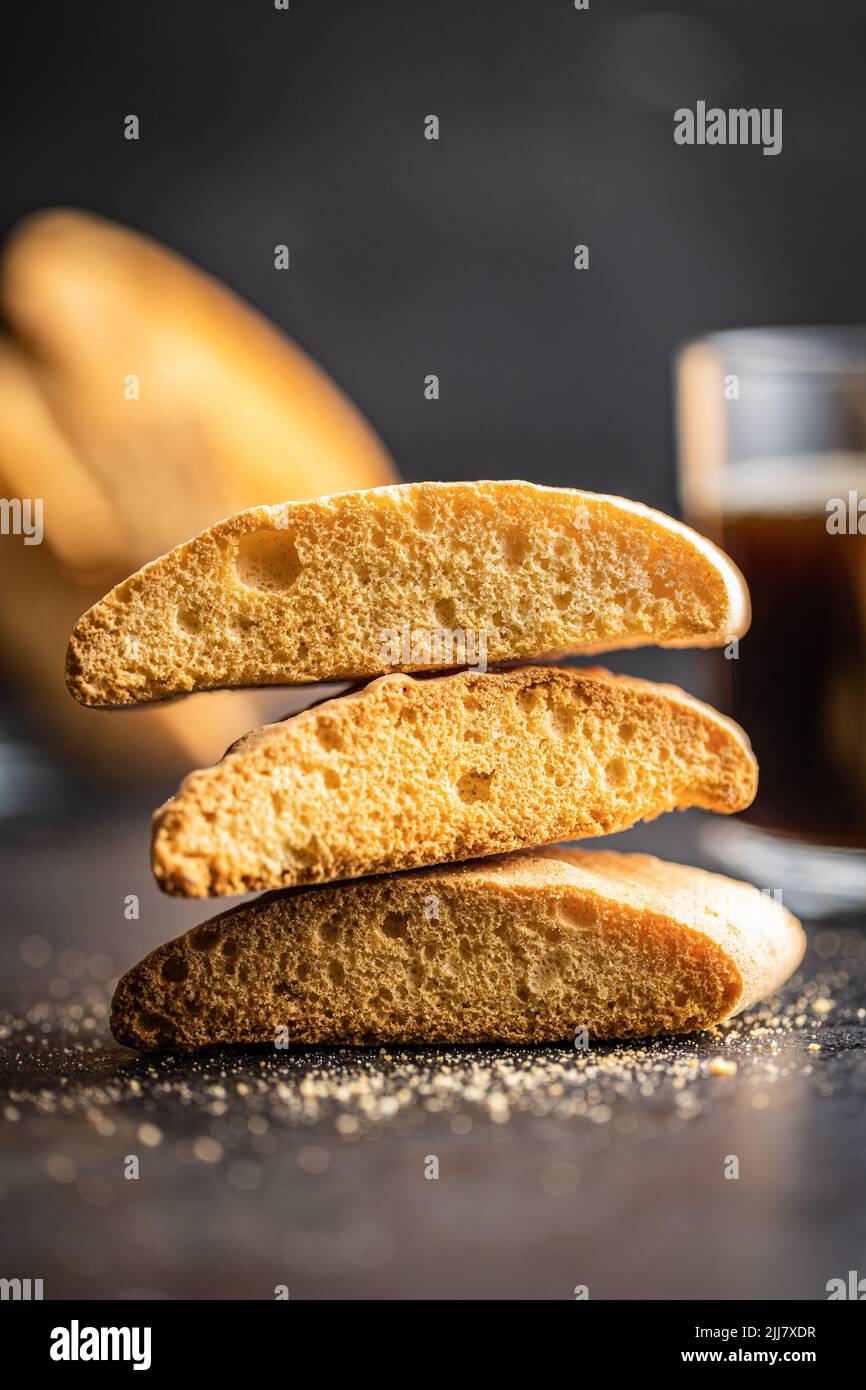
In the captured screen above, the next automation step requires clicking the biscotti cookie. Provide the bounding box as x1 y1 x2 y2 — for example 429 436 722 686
66 480 750 707
2 208 396 565
0 207 395 771
151 665 757 897
0 459 282 775
111 847 804 1050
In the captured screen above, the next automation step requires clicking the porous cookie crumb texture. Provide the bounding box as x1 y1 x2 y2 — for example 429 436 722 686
66 480 750 707
110 847 805 1051
151 665 757 897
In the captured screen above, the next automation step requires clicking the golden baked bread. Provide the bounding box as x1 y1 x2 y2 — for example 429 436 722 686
111 846 804 1049
0 339 121 574
2 209 396 567
0 208 396 771
66 480 750 708
0 430 283 775
151 665 757 896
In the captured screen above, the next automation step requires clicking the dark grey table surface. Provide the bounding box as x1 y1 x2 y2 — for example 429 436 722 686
1 790 864 1301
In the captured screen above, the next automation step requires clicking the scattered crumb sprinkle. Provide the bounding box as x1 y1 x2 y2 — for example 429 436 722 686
0 957 859 1159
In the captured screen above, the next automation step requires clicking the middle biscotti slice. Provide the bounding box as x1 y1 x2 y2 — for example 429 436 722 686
152 665 757 897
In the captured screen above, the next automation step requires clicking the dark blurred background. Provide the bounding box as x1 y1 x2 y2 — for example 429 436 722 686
5 0 866 506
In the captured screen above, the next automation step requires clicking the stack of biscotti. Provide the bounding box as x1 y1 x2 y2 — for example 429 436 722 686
64 481 805 1050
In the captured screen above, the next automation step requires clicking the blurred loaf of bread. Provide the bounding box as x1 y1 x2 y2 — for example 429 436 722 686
0 208 396 774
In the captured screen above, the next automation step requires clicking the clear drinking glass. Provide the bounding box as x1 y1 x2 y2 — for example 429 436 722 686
676 327 866 917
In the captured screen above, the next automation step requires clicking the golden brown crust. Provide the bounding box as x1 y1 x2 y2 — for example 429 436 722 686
66 481 750 707
150 665 757 897
111 847 804 1050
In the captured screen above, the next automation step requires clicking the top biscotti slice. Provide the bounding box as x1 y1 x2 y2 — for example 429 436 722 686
152 664 757 897
111 847 805 1050
66 480 749 707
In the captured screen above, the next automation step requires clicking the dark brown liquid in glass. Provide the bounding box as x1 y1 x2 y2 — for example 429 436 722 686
693 511 866 848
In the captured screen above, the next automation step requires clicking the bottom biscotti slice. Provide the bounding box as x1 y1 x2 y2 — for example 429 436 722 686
111 848 805 1050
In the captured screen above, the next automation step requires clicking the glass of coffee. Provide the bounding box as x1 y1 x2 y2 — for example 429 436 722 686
676 327 866 917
